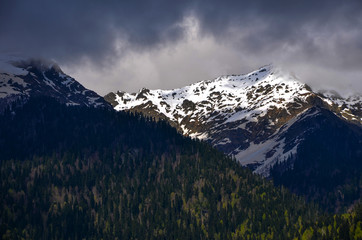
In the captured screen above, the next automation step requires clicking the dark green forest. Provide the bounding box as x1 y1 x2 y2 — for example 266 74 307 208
1 98 361 239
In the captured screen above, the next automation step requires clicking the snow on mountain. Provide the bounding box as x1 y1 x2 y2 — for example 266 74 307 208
0 55 110 111
318 90 362 122
108 65 313 131
106 64 362 176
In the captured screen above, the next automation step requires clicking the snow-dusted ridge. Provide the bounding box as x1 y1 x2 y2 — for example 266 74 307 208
0 55 109 110
112 65 311 127
107 64 362 176
317 90 362 122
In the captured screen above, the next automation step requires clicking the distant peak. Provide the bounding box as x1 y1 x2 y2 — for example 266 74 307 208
0 55 110 110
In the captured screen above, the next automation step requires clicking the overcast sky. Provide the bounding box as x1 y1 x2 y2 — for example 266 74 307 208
1 0 362 96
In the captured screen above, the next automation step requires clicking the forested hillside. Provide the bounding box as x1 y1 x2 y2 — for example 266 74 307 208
0 98 361 239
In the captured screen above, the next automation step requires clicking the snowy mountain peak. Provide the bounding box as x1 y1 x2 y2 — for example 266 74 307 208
107 64 312 126
106 64 362 176
0 56 110 111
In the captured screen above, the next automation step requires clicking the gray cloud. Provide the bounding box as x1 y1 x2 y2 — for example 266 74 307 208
1 0 362 95
0 0 192 63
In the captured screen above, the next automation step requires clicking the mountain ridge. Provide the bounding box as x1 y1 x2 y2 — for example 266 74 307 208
105 65 362 176
0 56 110 111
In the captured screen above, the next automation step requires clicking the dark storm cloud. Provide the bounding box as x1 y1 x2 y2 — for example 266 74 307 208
1 0 361 62
0 0 191 63
195 0 362 60
1 0 361 95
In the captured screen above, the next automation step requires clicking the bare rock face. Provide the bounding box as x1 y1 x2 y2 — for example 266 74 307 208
106 65 361 176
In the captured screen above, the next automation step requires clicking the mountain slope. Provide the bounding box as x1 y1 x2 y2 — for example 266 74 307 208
2 97 362 239
270 106 362 212
105 65 361 176
0 97 322 239
0 59 361 238
106 65 362 211
0 56 109 111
